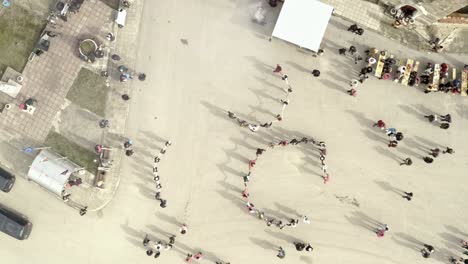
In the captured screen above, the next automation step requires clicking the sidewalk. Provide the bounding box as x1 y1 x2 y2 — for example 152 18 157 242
320 0 467 53
0 0 145 212
88 0 146 211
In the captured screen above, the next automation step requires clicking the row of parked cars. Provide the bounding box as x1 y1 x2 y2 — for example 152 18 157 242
0 167 33 240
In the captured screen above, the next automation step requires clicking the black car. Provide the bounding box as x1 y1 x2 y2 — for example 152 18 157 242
0 167 15 192
0 205 32 240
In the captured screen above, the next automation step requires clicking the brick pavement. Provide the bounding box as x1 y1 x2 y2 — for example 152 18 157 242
0 0 113 143
320 0 466 52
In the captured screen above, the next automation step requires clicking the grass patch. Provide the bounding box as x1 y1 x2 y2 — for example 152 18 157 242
45 131 97 174
100 0 120 10
0 5 46 72
67 68 108 117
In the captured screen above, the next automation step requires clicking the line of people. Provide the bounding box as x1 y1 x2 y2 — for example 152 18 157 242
240 138 328 240
227 64 296 132
153 140 172 208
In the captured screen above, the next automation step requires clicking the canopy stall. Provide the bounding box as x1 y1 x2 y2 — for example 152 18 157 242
272 0 334 52
28 149 81 196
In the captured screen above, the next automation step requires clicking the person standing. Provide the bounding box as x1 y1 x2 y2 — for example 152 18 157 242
423 156 434 164
294 242 305 251
400 157 412 166
169 235 176 244
260 122 272 128
248 159 257 170
373 120 386 130
248 124 259 132
443 147 454 154
302 215 310 224
430 148 440 158
242 188 249 199
424 114 437 122
180 224 188 235
143 234 150 247
194 252 203 260
323 173 330 184
277 247 286 259
402 192 413 201
227 111 237 119
273 64 283 75
256 148 265 157
440 114 451 123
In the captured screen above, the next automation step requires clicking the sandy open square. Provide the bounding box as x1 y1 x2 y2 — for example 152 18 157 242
1 0 468 263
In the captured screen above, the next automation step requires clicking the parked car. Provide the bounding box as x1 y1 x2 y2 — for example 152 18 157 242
0 167 15 192
0 204 32 240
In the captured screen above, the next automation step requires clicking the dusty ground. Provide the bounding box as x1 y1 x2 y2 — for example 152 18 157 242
1 0 468 263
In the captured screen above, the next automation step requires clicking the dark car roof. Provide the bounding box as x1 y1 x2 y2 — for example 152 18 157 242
0 206 29 239
0 167 14 190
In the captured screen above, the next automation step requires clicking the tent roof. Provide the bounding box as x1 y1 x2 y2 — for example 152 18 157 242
28 149 80 196
272 0 333 52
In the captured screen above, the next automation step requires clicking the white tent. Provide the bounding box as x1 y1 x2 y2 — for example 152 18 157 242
28 149 81 196
272 0 334 52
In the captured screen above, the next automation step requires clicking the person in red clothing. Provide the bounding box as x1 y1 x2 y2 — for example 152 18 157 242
194 252 203 260
248 159 256 170
273 64 283 75
323 173 330 184
242 188 249 199
373 120 386 130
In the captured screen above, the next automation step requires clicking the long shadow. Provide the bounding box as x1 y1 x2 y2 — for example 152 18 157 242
245 55 274 74
264 229 302 243
398 104 427 123
318 78 348 94
346 110 376 128
200 100 232 121
374 180 405 197
445 225 468 238
274 202 301 217
262 207 291 221
397 146 424 159
135 182 156 200
247 104 277 122
218 180 243 193
138 130 167 144
327 70 352 84
391 232 425 252
216 162 245 178
374 146 404 163
286 61 310 73
414 136 443 150
121 221 147 249
404 137 429 154
253 76 287 94
155 212 183 227
344 211 381 233
362 129 388 144
249 237 277 251
248 87 281 103
439 231 463 249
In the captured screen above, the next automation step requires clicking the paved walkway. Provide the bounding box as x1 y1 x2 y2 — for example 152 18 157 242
0 0 112 143
321 0 467 53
